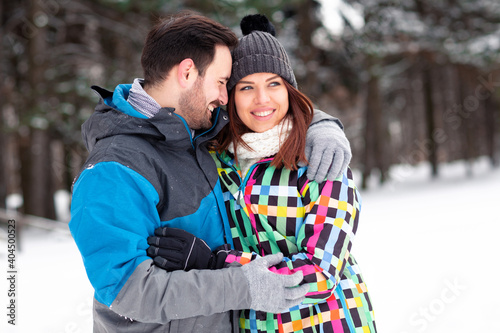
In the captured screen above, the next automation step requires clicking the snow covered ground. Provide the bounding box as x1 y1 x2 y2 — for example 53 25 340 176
355 158 500 333
1 158 499 333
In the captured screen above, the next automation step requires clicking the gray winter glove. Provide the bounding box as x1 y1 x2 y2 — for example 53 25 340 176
304 119 351 182
241 253 309 313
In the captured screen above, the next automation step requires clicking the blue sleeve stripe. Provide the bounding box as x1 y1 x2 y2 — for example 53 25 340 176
70 161 160 306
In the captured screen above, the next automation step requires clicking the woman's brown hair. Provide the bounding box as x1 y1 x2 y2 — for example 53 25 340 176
215 80 314 171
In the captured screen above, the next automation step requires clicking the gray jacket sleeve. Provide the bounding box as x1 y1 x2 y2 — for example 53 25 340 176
312 108 344 130
110 260 250 324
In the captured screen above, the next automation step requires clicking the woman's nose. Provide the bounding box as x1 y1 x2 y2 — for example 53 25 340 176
255 88 270 104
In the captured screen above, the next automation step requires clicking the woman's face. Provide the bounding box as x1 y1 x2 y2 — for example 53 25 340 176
234 72 289 133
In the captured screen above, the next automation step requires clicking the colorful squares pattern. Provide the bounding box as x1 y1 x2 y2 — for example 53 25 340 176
212 153 376 332
239 291 376 333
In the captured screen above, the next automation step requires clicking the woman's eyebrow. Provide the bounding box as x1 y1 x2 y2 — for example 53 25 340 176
266 75 280 81
237 80 254 85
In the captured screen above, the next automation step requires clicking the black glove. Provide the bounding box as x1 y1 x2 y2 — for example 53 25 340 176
147 227 226 271
211 244 231 269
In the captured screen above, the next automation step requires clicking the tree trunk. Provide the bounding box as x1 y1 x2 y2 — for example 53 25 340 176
0 0 6 208
456 65 476 175
34 129 56 219
421 54 439 177
18 131 33 214
0 129 6 209
19 0 55 219
362 56 385 188
295 0 320 97
484 94 498 167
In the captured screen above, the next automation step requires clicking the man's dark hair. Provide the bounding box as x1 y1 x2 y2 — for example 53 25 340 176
141 12 238 88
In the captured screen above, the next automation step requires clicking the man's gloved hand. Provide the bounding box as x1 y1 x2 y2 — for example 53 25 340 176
240 253 309 313
147 227 217 271
304 120 352 182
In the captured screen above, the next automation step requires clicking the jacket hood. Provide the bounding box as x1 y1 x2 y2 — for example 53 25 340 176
82 85 228 152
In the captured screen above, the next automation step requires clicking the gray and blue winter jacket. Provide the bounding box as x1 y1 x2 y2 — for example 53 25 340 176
70 84 249 332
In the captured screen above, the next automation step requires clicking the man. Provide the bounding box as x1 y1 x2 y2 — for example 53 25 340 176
70 12 351 332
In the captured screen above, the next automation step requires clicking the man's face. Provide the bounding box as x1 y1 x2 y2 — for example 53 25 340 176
178 45 232 130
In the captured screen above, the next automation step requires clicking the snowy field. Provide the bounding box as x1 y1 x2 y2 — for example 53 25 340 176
1 158 499 333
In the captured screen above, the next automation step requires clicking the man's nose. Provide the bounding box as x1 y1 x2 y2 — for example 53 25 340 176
219 86 228 106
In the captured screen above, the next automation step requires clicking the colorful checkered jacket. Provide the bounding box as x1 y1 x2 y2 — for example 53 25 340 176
213 151 376 333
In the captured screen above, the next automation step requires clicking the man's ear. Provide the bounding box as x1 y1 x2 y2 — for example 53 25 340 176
177 58 198 88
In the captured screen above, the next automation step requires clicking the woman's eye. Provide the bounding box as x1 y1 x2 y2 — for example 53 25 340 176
269 81 281 87
240 86 252 91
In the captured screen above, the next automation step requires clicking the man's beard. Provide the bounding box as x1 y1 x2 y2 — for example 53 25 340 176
178 78 217 130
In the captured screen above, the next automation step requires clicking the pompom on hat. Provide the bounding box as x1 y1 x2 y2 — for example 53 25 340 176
227 14 297 92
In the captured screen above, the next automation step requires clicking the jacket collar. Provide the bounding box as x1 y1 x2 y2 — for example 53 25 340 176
85 85 229 152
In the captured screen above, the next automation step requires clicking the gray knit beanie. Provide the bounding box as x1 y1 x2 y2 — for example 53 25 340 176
227 14 297 92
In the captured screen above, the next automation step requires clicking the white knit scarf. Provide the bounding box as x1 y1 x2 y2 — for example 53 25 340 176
228 118 292 176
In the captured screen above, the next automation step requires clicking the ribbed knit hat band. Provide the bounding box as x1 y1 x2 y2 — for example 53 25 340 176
228 30 297 92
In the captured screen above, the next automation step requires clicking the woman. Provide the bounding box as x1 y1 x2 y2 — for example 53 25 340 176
210 15 376 332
